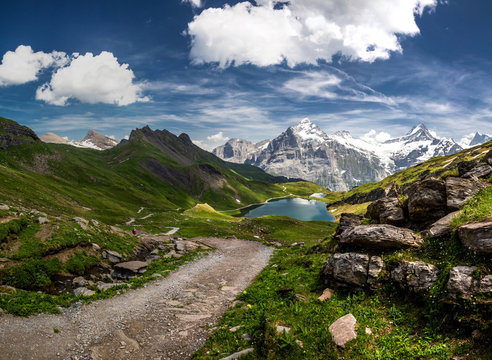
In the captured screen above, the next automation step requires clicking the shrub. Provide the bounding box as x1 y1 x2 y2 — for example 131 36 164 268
2 258 62 290
64 251 100 276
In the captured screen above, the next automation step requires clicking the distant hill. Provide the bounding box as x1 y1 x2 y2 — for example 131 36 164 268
40 129 119 150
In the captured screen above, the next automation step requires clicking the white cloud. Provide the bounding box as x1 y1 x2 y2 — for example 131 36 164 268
187 0 438 67
36 51 149 106
360 129 392 144
207 131 229 142
182 0 202 8
0 45 68 86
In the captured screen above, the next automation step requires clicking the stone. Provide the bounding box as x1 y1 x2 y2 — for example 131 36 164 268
294 293 308 302
463 164 492 179
290 242 305 247
0 258 9 263
97 282 128 291
484 150 492 166
0 204 9 210
72 217 88 224
104 250 122 264
73 287 96 297
229 325 242 332
447 266 477 299
407 179 447 222
479 276 492 294
366 198 405 225
365 327 373 335
241 333 252 341
457 160 479 177
174 239 199 254
72 276 88 287
92 243 101 251
339 225 422 249
322 253 384 288
446 177 486 211
276 325 291 334
329 313 357 348
428 211 461 238
37 217 49 224
113 261 148 279
458 221 492 254
219 348 254 360
318 288 334 301
0 285 17 295
91 219 99 227
334 213 363 240
391 261 439 293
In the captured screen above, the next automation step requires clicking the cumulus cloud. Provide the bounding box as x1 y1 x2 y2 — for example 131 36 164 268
182 0 202 8
193 131 230 151
36 51 149 106
187 0 438 67
361 129 392 144
207 131 229 142
0 45 68 86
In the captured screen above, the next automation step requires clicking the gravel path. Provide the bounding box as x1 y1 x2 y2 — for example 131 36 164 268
0 238 272 360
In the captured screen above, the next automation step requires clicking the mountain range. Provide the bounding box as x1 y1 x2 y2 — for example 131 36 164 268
213 119 479 191
40 130 120 150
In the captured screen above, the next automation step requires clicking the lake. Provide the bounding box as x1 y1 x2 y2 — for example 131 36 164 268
242 198 335 222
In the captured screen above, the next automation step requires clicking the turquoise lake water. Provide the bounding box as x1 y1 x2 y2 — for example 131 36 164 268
242 198 335 222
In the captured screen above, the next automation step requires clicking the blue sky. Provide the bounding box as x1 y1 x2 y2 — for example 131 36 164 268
0 0 491 149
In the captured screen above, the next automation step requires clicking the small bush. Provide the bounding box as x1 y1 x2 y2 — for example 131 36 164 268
0 217 29 243
2 258 62 290
64 251 100 276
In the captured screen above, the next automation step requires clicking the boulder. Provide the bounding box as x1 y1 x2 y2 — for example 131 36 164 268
103 250 122 264
37 217 49 224
428 211 460 238
318 288 334 302
74 287 96 297
484 150 492 166
113 261 148 279
446 177 486 211
72 276 88 287
322 253 384 288
329 313 357 348
479 276 492 294
458 221 492 255
447 266 477 299
391 261 439 293
339 225 422 249
366 197 405 225
0 204 9 211
463 164 492 179
219 348 254 360
457 160 479 177
334 213 363 240
407 179 447 222
174 239 199 254
72 216 88 224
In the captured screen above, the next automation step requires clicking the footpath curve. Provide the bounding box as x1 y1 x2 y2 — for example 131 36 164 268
0 238 273 360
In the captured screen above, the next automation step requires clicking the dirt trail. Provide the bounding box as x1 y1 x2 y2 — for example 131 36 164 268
0 238 272 360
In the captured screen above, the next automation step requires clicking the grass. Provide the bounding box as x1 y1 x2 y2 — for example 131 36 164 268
192 245 492 360
451 187 492 228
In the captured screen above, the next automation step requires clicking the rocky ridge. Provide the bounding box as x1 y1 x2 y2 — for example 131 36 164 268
40 130 119 150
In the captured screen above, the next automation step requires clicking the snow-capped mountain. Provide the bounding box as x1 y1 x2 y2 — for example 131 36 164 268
40 130 119 150
213 119 464 191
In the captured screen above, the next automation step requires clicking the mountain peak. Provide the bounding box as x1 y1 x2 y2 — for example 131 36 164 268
334 130 352 139
291 118 327 142
404 122 435 142
80 130 119 150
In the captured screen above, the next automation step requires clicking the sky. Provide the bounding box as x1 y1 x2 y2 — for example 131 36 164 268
0 0 491 149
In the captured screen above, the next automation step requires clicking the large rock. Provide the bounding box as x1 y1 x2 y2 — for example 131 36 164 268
74 287 96 297
391 261 439 293
173 239 199 254
446 177 486 211
329 313 357 348
103 250 122 264
458 221 492 254
447 266 477 299
322 253 384 288
366 197 405 225
339 225 422 249
484 150 492 166
407 179 447 222
463 164 492 179
479 276 492 294
428 211 460 238
113 261 148 279
333 213 363 240
457 160 479 177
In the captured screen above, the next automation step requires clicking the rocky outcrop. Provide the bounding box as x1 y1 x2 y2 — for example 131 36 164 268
484 150 492 166
333 213 363 240
0 117 39 150
458 221 492 254
463 164 492 179
407 179 447 222
339 225 422 249
322 253 384 289
113 261 149 279
329 314 357 348
447 266 478 299
428 211 460 238
391 261 439 294
446 177 486 211
366 197 405 225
